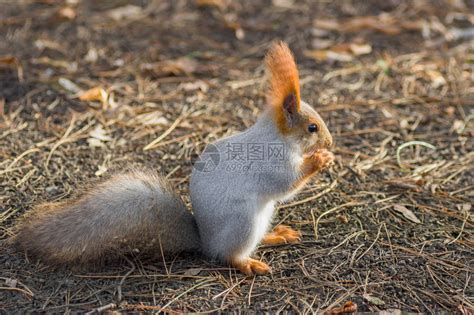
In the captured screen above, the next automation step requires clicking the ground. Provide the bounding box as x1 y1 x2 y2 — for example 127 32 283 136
1 0 473 313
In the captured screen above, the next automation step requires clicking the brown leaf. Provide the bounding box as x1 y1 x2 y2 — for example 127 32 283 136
324 301 357 315
0 55 23 81
336 214 349 224
342 16 401 35
32 57 77 72
106 5 143 21
0 56 18 65
314 19 340 31
305 49 353 62
393 204 421 223
79 87 108 103
196 0 227 10
56 6 76 20
144 57 199 77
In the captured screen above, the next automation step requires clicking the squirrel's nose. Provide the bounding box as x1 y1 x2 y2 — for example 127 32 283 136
322 133 333 149
326 136 333 149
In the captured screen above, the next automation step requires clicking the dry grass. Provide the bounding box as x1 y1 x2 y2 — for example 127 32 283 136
1 0 473 313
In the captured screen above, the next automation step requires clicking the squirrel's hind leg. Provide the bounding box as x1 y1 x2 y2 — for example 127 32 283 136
220 202 274 276
229 257 271 276
262 225 301 245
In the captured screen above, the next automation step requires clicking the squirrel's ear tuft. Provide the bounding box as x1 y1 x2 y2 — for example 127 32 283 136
265 41 301 130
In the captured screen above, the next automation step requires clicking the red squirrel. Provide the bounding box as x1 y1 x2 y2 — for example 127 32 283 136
13 42 334 276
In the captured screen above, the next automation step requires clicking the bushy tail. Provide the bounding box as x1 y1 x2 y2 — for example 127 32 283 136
13 169 201 265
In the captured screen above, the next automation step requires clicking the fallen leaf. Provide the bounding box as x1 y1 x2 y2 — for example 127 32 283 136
314 19 340 31
445 106 456 116
311 38 334 49
311 27 331 37
5 278 18 288
0 55 18 65
56 6 76 20
183 268 202 276
34 39 65 53
144 57 198 77
452 120 465 134
425 70 446 88
58 77 81 93
0 56 23 81
128 111 169 126
32 57 77 72
393 204 421 223
116 138 127 147
343 15 401 35
324 301 357 315
87 138 105 148
78 87 108 108
305 49 353 62
180 80 209 92
84 48 99 63
106 5 143 21
363 293 385 306
88 124 112 148
272 0 295 9
196 0 227 10
349 43 372 55
336 214 349 224
305 41 372 63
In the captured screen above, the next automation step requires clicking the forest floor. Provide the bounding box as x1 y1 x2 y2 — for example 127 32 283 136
1 0 473 313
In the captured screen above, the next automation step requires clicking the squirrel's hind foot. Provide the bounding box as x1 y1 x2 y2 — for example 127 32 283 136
230 258 271 276
262 225 301 245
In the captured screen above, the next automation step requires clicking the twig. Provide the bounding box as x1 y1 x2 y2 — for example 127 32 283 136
116 257 136 303
144 109 192 151
84 303 116 315
396 141 436 171
313 202 364 239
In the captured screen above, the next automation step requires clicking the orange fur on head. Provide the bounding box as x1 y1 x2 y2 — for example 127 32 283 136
265 41 301 131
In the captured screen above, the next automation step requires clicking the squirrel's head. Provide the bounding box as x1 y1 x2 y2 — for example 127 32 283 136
265 41 333 156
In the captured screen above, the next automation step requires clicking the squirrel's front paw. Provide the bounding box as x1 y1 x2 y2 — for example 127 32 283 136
262 225 301 245
313 149 335 171
231 258 271 276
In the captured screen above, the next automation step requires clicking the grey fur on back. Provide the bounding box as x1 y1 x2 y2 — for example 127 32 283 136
190 108 301 261
14 169 201 264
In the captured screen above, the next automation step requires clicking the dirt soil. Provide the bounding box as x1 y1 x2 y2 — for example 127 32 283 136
1 0 473 313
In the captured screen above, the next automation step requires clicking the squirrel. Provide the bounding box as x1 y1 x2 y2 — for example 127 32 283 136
13 42 334 276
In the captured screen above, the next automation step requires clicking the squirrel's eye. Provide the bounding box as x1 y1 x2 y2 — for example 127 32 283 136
308 123 318 133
